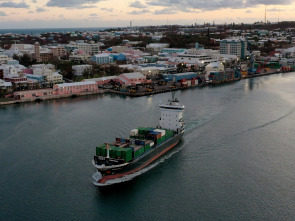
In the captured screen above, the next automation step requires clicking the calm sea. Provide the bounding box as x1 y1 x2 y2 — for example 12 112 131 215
0 27 111 35
1 73 295 220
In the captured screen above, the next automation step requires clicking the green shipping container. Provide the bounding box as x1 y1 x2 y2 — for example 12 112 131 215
145 144 150 152
121 148 133 162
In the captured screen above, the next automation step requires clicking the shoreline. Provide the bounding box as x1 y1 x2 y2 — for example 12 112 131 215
0 69 290 106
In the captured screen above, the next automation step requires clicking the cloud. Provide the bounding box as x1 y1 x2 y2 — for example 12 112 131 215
130 1 146 8
0 2 30 8
0 11 7 16
101 7 113 12
90 13 98 16
246 10 253 13
146 0 295 11
268 8 284 12
32 0 37 3
154 8 176 14
36 8 47 12
129 9 149 15
28 11 34 13
46 0 102 8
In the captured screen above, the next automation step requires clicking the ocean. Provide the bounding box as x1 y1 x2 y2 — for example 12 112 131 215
0 27 112 35
1 73 295 220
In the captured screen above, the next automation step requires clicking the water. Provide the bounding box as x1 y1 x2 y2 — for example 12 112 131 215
0 27 112 35
1 73 295 220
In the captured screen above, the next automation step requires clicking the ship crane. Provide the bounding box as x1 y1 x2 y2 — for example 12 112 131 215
256 51 276 73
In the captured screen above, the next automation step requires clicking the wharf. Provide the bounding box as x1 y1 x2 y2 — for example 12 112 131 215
0 89 107 106
1 68 293 105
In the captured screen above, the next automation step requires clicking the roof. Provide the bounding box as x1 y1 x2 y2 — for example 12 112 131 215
84 76 117 82
121 72 146 79
92 53 112 58
55 81 97 87
173 72 197 77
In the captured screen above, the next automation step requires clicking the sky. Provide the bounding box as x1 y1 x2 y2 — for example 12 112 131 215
0 0 295 29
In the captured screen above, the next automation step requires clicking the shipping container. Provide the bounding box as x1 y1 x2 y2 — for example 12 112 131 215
154 129 166 136
130 129 139 136
121 148 133 162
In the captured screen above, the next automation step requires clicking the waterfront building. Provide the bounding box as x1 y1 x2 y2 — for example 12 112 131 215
83 76 118 86
137 66 160 76
53 81 98 95
205 62 225 76
91 53 114 64
219 38 247 59
172 53 218 66
163 72 198 82
14 88 54 100
117 72 147 85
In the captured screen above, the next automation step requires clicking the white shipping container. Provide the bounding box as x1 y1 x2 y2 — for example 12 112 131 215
150 142 154 147
130 129 139 136
154 129 166 136
187 80 191 86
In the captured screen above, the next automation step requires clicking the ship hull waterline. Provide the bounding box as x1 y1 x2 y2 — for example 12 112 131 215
93 131 184 185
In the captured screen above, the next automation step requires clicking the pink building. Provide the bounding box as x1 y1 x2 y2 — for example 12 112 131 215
53 81 98 95
14 89 54 100
117 72 147 85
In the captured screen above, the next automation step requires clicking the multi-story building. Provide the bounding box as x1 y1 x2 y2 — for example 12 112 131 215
72 65 92 76
219 38 247 59
50 46 66 59
77 43 100 55
46 72 63 83
91 53 113 64
172 53 218 66
53 81 98 95
0 54 9 64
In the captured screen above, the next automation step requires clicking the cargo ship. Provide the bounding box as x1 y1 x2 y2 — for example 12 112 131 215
92 95 185 185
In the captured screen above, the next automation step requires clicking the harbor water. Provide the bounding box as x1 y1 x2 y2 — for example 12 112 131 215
1 72 295 220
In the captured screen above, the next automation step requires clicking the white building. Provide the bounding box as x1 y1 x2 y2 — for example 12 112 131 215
137 67 160 76
220 38 247 59
0 79 12 90
77 43 100 55
72 65 92 76
0 54 9 64
172 53 218 66
46 72 63 83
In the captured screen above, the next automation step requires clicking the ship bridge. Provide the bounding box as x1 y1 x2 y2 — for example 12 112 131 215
159 97 185 131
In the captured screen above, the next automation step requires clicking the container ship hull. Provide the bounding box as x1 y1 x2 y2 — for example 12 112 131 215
92 131 184 185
